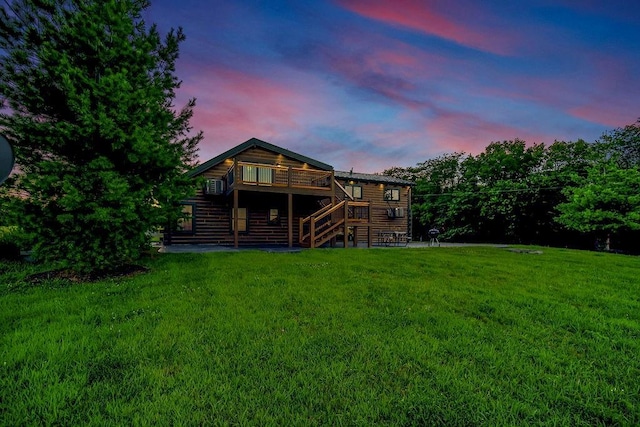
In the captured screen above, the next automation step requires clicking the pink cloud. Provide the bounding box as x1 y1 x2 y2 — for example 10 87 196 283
425 110 557 155
320 47 419 107
174 61 421 172
375 50 420 69
566 53 640 128
492 51 640 129
317 34 456 111
176 63 336 161
568 105 637 130
337 0 517 55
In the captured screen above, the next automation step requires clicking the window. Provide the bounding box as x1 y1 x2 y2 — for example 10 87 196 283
177 203 195 233
268 208 279 225
345 185 362 199
258 167 273 184
383 188 400 201
242 165 273 184
352 206 368 220
231 208 248 232
242 165 257 182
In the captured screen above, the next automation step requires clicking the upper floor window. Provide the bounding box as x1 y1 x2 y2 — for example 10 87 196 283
383 188 400 201
258 167 273 184
242 165 273 184
345 185 362 199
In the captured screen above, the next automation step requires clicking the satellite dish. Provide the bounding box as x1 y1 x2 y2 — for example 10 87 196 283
0 134 15 185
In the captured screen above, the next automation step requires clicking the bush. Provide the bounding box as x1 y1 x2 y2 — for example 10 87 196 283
0 226 28 260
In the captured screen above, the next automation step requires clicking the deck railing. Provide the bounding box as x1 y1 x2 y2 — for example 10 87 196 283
226 161 332 192
299 199 371 248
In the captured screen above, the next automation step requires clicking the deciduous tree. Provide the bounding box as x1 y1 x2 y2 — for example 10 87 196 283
597 119 640 169
557 162 640 239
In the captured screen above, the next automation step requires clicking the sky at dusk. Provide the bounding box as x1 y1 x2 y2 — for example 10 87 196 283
146 0 640 173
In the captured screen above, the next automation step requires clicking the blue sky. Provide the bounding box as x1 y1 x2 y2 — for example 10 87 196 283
146 0 640 172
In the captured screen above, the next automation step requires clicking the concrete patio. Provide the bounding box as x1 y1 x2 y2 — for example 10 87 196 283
158 242 507 253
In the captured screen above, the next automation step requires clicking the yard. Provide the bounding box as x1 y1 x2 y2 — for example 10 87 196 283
1 247 638 425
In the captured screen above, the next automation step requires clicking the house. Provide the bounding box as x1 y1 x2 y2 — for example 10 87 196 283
164 138 413 248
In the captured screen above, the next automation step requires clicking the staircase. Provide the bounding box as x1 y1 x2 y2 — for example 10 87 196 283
299 200 347 248
299 179 371 248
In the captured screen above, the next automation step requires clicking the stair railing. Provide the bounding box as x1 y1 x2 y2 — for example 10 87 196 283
300 200 346 247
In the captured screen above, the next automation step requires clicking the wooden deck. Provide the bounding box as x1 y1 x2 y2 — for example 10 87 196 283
226 161 333 196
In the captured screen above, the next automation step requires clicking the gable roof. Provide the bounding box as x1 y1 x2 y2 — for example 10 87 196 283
335 170 414 186
188 138 333 177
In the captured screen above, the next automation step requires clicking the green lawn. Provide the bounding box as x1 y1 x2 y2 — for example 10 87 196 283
1 247 638 425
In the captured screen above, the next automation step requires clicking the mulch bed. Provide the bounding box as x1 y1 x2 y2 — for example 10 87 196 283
26 264 149 284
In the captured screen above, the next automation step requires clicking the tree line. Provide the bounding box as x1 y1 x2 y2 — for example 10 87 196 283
384 120 640 253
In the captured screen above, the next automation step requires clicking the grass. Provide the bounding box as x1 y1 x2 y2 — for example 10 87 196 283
1 246 639 425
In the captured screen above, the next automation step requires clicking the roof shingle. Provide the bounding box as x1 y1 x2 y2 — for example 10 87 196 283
334 170 413 186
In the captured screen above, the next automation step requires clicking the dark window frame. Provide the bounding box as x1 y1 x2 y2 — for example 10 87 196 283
383 187 400 201
345 184 363 199
231 207 249 234
242 165 274 184
176 203 196 234
268 208 280 225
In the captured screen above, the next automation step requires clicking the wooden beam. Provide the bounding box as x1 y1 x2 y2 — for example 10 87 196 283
344 200 349 249
234 158 239 184
310 217 315 249
368 201 373 247
334 178 354 201
299 217 304 245
230 182 331 196
233 188 239 248
407 185 412 241
288 193 293 248
331 171 336 204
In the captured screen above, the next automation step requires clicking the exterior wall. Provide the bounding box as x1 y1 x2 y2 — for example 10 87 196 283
166 145 412 247
169 192 324 246
234 146 319 170
167 147 329 246
335 178 411 243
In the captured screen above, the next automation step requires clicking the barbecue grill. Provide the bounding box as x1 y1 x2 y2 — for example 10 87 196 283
428 228 440 247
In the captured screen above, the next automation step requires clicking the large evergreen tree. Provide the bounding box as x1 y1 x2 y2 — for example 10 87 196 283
0 0 202 273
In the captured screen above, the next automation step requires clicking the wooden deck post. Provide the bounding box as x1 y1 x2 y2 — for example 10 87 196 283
331 171 336 205
310 217 315 249
288 193 293 248
344 200 349 249
368 202 372 247
331 172 336 248
298 217 303 245
407 185 412 240
233 188 239 248
234 158 239 184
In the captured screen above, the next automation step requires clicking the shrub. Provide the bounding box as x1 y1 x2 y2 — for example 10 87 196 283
0 226 27 260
